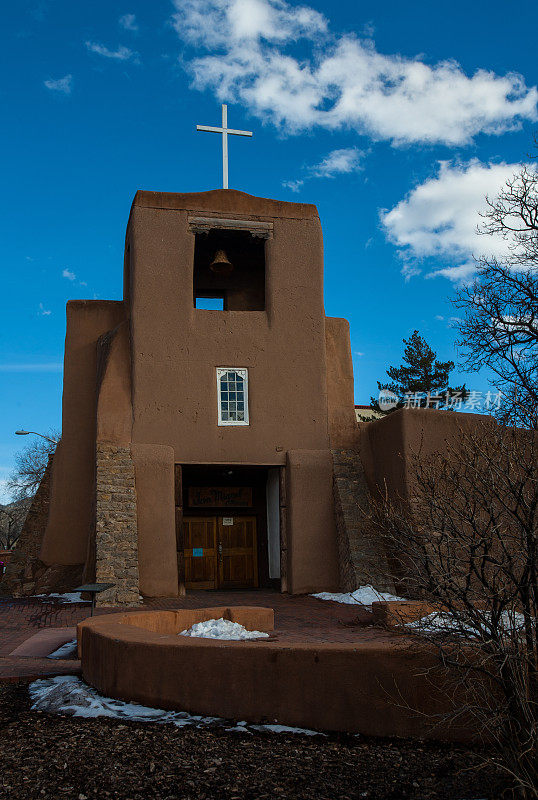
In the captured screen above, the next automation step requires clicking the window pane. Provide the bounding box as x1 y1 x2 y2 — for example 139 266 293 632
218 368 248 424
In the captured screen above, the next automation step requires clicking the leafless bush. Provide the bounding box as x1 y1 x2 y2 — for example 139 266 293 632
370 421 537 797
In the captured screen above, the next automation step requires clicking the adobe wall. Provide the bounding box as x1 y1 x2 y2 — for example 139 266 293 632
41 300 126 566
359 408 494 502
131 443 178 598
286 450 339 593
325 317 359 450
127 190 331 466
96 320 132 445
79 610 475 743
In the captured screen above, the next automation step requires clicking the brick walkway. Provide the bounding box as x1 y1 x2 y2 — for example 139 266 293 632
0 591 381 682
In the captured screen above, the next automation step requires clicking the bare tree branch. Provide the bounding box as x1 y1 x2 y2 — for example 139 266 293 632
454 161 538 429
6 431 59 502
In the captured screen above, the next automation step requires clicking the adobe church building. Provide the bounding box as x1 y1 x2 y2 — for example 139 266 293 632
2 188 476 605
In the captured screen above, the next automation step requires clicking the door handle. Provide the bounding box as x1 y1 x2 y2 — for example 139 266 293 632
218 542 223 556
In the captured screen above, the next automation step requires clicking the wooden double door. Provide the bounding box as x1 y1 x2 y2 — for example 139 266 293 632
183 516 258 590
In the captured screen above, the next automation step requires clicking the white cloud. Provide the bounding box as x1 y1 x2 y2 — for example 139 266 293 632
38 303 52 316
119 13 138 31
283 146 364 191
435 313 464 325
62 268 76 281
171 0 537 146
44 74 73 94
310 147 363 178
175 0 327 48
381 160 525 281
85 42 139 62
281 178 304 192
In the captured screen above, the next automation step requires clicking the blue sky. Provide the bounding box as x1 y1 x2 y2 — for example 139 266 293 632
1 0 537 499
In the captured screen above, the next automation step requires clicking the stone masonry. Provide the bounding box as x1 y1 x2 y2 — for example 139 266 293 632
94 443 140 606
331 449 395 594
0 458 83 597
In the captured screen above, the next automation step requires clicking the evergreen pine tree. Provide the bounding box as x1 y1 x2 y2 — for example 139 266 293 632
370 330 467 414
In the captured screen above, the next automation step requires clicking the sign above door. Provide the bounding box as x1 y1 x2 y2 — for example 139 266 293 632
188 487 253 508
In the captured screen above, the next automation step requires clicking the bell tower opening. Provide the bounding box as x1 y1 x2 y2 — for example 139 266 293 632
193 229 265 311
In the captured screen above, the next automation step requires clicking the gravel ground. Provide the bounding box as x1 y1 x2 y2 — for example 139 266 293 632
0 682 510 800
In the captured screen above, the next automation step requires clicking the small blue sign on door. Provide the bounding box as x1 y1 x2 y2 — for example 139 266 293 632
193 548 203 557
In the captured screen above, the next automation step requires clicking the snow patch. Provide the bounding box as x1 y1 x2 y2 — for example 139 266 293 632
407 609 529 637
312 585 406 607
250 723 325 736
32 592 88 604
179 618 269 640
47 639 78 660
28 677 324 736
29 676 219 726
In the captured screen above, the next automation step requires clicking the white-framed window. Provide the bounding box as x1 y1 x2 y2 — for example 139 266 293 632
217 368 249 426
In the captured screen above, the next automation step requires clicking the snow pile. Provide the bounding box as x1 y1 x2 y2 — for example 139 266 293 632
32 592 87 604
312 585 406 607
28 676 324 736
225 720 325 736
407 609 528 638
250 723 324 736
29 676 219 727
179 618 269 640
47 639 78 660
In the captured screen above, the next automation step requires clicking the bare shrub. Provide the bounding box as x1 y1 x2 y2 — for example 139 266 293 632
370 420 537 797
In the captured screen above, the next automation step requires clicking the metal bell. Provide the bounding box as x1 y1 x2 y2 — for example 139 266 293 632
209 248 233 276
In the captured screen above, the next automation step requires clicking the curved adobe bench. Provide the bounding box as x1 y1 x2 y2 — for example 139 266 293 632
77 606 473 742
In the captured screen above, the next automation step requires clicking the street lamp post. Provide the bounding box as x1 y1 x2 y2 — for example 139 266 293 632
15 430 59 445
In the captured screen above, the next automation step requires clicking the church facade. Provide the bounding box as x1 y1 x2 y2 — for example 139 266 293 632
36 189 359 604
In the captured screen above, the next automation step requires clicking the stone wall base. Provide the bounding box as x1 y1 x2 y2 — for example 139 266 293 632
94 443 141 606
0 458 82 597
0 557 83 597
332 449 395 594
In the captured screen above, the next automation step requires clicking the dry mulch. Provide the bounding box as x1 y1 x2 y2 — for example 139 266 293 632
0 682 510 800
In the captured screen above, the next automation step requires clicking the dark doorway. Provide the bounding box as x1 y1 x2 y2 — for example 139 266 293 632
177 465 277 590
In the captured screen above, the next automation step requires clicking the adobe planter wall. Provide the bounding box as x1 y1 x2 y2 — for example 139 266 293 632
77 607 477 743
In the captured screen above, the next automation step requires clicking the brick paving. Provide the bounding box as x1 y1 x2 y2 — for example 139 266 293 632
0 590 383 682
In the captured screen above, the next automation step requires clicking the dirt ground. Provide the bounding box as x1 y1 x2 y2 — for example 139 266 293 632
0 682 511 800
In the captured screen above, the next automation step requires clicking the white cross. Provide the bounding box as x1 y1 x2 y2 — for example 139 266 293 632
197 104 252 190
